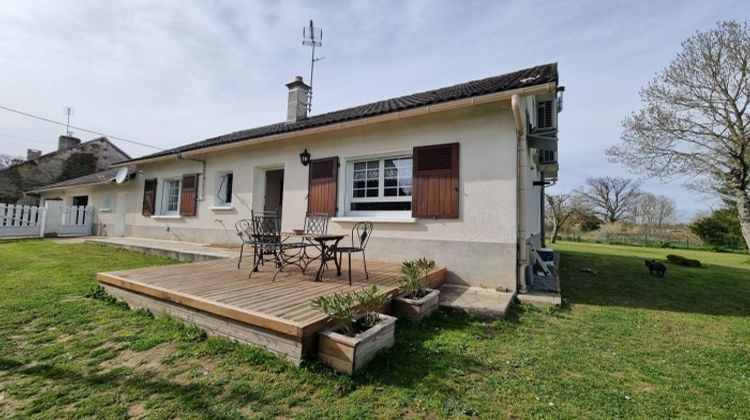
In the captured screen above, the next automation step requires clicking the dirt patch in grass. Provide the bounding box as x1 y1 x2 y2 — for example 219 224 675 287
0 391 20 416
100 342 178 375
127 400 145 418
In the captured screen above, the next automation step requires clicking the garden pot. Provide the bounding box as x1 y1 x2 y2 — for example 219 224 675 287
392 288 440 321
317 313 396 375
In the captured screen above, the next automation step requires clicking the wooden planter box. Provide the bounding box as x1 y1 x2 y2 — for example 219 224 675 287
392 289 440 321
317 313 396 375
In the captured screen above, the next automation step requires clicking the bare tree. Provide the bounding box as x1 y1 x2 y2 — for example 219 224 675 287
0 154 23 169
545 192 576 243
633 193 678 235
608 21 750 250
578 176 642 223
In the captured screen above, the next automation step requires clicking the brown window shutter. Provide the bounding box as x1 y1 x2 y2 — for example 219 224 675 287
179 174 199 217
142 178 157 216
307 157 339 216
412 143 459 218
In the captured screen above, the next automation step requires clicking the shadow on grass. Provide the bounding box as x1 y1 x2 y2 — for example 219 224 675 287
347 308 494 388
560 249 750 317
0 356 246 419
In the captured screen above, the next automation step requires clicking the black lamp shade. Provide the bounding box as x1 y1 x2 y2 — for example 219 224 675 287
299 149 311 166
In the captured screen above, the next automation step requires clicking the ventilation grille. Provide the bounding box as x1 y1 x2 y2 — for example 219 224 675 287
311 159 334 179
536 100 554 129
539 149 556 164
416 146 453 171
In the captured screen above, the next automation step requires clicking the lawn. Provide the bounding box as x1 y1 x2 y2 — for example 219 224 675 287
1 239 749 418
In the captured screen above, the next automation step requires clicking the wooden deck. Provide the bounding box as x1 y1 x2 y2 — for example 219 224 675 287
97 257 446 362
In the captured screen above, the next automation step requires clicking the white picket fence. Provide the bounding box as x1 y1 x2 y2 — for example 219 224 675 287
0 203 93 238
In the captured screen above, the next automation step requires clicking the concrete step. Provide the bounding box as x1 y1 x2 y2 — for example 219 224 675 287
438 284 515 320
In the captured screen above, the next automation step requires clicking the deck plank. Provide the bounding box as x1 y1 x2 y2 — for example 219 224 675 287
97 257 444 339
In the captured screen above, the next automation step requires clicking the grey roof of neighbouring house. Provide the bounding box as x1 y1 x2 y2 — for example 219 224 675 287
27 167 129 193
121 63 558 164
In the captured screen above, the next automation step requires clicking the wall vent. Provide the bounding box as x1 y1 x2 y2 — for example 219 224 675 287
536 100 554 129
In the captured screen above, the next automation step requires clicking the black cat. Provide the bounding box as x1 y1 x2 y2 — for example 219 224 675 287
645 259 666 277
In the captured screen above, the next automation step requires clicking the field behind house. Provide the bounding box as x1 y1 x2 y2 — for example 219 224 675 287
0 239 748 418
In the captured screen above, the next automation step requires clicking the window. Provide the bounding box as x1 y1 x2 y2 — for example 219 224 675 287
161 179 180 215
98 192 112 210
215 172 233 206
347 155 412 216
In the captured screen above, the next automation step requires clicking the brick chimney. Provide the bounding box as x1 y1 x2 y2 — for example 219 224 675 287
27 149 42 161
58 135 81 151
286 76 310 123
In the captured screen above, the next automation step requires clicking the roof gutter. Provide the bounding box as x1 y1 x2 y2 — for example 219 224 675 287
114 81 557 167
27 179 114 194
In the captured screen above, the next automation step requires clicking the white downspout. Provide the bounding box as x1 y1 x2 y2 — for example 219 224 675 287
512 94 529 294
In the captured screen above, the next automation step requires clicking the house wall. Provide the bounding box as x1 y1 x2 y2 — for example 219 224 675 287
84 102 527 290
39 184 123 236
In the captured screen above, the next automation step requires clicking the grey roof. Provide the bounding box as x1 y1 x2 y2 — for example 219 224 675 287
123 63 558 164
3 137 131 170
27 167 125 193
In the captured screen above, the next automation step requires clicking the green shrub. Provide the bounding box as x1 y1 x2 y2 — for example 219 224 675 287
312 285 390 336
397 258 436 299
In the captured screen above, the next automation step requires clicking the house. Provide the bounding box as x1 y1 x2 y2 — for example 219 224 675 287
33 63 562 293
1 136 130 205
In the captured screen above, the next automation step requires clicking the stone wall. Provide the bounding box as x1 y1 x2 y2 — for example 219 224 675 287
0 137 129 204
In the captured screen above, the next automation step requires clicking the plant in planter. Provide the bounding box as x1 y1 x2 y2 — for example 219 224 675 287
392 258 440 321
312 285 396 375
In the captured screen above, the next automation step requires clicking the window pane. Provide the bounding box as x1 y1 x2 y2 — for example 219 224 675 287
354 162 366 170
384 188 398 197
354 180 365 189
367 169 379 179
366 179 378 188
353 171 365 180
384 178 397 187
353 189 365 198
366 189 379 197
384 159 396 169
367 161 378 169
400 187 412 196
400 177 412 187
384 168 398 178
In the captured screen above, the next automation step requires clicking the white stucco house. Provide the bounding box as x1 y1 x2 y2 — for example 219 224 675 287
30 63 562 294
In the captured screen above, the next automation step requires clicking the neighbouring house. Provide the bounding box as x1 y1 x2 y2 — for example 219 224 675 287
33 63 562 293
1 136 130 205
25 166 134 236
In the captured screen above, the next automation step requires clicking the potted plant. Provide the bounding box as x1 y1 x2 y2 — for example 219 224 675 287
392 258 440 321
313 285 396 375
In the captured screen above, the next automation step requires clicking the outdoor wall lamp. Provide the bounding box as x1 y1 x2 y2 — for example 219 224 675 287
299 149 311 166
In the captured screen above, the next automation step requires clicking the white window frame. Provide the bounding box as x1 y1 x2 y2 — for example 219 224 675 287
345 153 412 218
98 192 113 212
214 172 233 207
158 178 181 216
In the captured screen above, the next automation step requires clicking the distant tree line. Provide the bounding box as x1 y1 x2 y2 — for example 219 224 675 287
545 176 746 252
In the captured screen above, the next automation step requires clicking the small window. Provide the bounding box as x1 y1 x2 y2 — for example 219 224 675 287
161 179 180 215
347 155 412 216
98 192 112 210
215 173 233 206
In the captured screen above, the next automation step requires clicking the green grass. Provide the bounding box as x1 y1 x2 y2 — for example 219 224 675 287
1 239 749 418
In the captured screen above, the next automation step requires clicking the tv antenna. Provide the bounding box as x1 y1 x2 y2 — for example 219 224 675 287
63 106 75 136
302 19 323 113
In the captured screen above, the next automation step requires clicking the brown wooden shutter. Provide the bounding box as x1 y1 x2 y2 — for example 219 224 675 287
307 157 338 216
412 143 459 218
179 174 199 217
142 178 157 216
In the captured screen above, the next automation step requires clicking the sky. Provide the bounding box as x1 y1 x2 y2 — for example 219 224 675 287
1 0 748 220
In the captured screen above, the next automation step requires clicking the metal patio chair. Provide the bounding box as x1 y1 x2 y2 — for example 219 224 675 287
335 221 373 285
235 218 259 270
249 212 305 281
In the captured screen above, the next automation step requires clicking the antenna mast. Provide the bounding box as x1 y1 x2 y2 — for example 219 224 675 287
302 20 323 114
63 106 75 136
